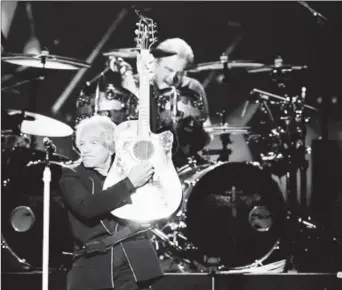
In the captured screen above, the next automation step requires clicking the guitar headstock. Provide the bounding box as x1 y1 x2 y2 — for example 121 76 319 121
134 16 158 51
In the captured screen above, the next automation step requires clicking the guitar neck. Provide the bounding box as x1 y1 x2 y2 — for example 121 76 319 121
138 49 151 138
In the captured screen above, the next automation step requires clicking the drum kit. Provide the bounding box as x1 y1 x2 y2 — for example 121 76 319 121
1 38 341 276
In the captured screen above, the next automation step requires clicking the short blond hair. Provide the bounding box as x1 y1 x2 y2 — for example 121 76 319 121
157 38 194 68
75 115 116 153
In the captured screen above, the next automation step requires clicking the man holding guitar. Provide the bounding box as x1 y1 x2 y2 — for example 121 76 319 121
59 115 164 290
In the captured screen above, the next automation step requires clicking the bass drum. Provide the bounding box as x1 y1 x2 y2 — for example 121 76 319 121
1 148 73 271
178 161 286 269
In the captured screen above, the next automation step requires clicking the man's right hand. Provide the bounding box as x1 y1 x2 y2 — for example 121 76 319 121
127 162 154 188
109 56 139 97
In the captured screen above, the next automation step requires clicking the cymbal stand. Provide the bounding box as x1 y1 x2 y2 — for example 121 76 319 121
216 110 232 162
285 88 310 212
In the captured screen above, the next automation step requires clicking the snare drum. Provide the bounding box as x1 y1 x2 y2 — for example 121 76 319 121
1 148 73 271
174 161 286 269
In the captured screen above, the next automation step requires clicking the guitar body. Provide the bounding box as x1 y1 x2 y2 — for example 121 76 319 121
103 120 183 223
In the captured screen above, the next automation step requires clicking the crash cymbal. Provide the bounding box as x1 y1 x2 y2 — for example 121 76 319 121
186 60 264 73
6 110 73 137
103 47 177 58
204 124 250 135
248 64 308 74
2 51 91 70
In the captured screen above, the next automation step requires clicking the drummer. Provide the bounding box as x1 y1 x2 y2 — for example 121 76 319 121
111 38 212 166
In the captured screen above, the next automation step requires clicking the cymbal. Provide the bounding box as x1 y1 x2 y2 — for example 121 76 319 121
6 110 73 137
204 124 250 135
186 60 264 73
248 64 308 74
103 47 177 58
2 52 91 70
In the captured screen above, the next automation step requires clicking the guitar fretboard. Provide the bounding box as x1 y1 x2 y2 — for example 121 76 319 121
138 50 151 138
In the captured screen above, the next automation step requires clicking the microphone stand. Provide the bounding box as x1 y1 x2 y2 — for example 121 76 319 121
42 141 52 290
297 1 330 141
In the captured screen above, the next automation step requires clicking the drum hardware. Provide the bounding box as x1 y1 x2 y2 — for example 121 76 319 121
186 157 198 168
202 115 249 162
250 88 318 112
102 47 177 59
1 75 45 93
249 86 312 212
203 125 250 135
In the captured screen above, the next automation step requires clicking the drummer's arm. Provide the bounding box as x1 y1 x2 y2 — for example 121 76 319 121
187 77 212 126
109 56 139 97
122 70 139 97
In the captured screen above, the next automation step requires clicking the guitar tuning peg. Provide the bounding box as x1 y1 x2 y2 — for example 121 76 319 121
134 29 140 35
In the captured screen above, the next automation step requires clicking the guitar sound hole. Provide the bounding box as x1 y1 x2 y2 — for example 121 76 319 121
133 140 154 160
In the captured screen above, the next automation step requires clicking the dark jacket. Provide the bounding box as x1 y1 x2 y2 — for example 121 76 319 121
59 162 163 290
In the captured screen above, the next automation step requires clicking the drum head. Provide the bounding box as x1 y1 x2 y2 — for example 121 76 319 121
2 151 73 271
184 162 285 268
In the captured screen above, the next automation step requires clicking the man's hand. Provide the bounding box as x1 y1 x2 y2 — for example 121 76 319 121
127 161 154 189
109 56 138 96
109 56 133 75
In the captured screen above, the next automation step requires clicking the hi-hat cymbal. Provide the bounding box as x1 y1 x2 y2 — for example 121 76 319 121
2 52 91 70
103 47 177 58
6 110 73 137
204 124 250 135
186 60 264 73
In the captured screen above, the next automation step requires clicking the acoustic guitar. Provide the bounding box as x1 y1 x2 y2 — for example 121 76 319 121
103 16 183 224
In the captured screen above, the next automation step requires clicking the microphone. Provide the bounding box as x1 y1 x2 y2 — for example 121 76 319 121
43 137 56 154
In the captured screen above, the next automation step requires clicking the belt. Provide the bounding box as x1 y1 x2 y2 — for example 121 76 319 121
74 226 151 257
